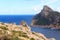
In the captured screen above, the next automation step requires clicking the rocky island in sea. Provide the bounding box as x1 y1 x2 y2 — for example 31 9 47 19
31 5 60 29
0 21 55 40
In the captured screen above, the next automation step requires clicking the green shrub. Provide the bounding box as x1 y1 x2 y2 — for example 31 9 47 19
32 32 35 34
12 30 28 38
21 34 29 38
6 25 8 27
10 37 19 40
30 38 35 40
0 26 8 30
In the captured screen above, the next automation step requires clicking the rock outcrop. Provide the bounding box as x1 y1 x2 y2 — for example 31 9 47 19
0 21 55 40
31 5 60 29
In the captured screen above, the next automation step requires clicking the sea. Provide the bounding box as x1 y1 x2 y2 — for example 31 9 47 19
0 15 60 40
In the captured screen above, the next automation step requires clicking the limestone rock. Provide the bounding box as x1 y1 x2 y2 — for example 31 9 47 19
32 5 60 29
20 20 29 27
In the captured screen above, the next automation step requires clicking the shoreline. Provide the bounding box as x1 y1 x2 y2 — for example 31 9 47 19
31 24 60 30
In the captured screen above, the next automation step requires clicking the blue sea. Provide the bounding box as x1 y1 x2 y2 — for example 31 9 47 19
0 15 60 40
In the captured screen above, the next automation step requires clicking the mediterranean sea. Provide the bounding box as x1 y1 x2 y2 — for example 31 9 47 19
0 15 60 40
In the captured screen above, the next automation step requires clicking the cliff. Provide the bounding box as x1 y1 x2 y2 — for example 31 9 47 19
0 21 55 40
31 5 60 29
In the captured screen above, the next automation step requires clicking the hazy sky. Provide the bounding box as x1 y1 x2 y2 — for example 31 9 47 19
0 0 60 15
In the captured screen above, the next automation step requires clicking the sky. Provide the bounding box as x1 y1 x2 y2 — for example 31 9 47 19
0 0 60 15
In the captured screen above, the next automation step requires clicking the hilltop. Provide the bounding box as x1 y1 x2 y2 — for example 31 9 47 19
31 5 60 29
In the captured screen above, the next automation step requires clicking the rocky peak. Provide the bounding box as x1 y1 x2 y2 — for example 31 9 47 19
43 5 53 12
41 5 53 16
32 5 60 29
20 20 29 27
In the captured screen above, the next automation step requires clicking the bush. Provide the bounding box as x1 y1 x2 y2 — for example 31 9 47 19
10 37 19 40
21 34 29 38
0 26 8 30
30 38 35 40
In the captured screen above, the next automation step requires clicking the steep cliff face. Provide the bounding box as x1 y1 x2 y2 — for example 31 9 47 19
32 5 60 29
0 21 55 40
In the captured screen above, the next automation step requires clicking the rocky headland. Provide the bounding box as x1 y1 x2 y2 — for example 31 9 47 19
0 21 55 40
31 5 60 29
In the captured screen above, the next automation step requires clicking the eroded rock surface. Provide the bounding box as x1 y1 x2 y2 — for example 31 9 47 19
32 5 60 29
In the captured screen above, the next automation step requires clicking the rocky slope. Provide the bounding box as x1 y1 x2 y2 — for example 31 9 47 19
31 5 60 29
0 21 55 40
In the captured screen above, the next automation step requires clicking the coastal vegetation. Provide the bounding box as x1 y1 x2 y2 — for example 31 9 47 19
0 22 55 40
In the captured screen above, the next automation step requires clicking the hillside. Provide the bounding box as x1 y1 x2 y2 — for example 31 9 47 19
31 5 60 29
0 21 55 40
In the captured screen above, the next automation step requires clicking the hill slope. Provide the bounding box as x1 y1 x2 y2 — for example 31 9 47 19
0 21 55 40
32 5 60 29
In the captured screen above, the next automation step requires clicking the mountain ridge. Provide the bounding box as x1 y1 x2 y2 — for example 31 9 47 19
31 5 60 29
